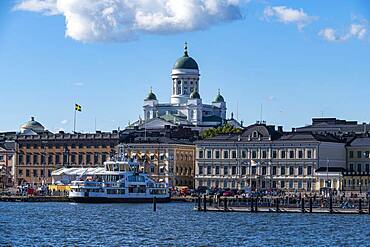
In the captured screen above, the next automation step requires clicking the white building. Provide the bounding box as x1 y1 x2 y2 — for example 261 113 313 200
195 123 347 192
143 43 227 128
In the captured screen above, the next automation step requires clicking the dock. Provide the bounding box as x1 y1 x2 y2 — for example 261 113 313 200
193 196 370 215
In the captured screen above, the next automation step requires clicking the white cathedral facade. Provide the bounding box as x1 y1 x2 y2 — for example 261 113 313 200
143 44 227 128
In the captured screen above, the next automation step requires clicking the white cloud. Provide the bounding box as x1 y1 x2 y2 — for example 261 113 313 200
14 0 244 42
319 24 367 42
61 119 68 125
318 28 339 42
263 6 316 30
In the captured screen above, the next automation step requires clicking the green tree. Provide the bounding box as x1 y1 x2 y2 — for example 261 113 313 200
200 123 242 139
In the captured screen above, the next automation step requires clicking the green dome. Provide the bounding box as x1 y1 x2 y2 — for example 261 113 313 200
190 91 201 99
213 90 225 103
173 43 199 70
145 88 157 101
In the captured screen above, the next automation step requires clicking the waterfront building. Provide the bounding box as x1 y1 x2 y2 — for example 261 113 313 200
0 141 15 189
195 122 347 192
119 125 197 188
142 44 227 129
14 118 119 186
342 136 370 192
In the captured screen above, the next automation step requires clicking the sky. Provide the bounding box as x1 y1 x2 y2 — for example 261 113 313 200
1 0 370 133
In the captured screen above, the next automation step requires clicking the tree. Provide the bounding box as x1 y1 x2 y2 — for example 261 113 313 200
200 123 242 139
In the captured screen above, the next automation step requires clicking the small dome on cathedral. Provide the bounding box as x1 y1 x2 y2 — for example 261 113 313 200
145 88 157 101
213 89 225 103
20 117 45 134
173 43 199 70
190 91 201 99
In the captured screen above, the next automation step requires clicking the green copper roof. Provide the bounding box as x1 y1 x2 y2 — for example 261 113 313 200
145 88 157 101
190 91 201 99
213 89 225 103
173 43 199 70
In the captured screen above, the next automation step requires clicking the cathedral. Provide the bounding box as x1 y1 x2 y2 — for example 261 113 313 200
142 44 227 129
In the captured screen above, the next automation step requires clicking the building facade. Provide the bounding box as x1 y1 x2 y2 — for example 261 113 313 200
195 123 347 192
343 136 370 192
15 130 119 186
143 44 227 127
0 141 15 190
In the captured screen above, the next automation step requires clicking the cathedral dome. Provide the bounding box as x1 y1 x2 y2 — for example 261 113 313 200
190 91 201 99
173 43 199 70
213 89 225 103
145 88 157 101
20 117 45 133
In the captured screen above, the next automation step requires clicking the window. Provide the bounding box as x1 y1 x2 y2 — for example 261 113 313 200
262 166 267 175
298 150 303 159
224 166 228 175
207 166 211 175
366 164 369 173
231 151 237 159
298 181 303 189
241 166 246 175
198 150 204 159
48 155 53 164
357 164 362 173
272 150 277 159
349 151 354 158
289 180 294 188
251 166 256 175
307 181 312 190
289 151 295 159
215 166 220 175
298 166 303 175
18 169 23 176
223 180 228 188
307 150 312 159
48 169 52 177
33 169 38 177
357 151 362 158
56 154 60 164
40 169 44 177
198 166 203 175
41 155 45 164
215 150 220 159
307 166 312 175
231 166 236 175
281 151 286 159
280 181 285 188
223 150 229 159
33 154 38 165
272 166 277 175
19 155 23 164
289 166 294 175
241 150 247 159
26 154 30 164
348 163 353 171
281 166 286 175
252 150 257 159
262 150 267 159
207 150 212 159
102 154 107 162
26 169 30 177
261 181 265 189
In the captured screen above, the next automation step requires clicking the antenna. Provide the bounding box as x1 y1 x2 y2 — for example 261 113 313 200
260 103 263 122
236 100 239 120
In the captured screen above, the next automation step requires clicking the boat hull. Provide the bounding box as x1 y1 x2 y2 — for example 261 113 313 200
69 196 171 203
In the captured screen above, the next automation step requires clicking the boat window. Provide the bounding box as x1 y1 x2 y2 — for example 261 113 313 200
128 175 145 182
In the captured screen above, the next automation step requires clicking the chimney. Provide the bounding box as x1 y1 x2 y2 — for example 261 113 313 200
278 126 283 133
291 128 296 133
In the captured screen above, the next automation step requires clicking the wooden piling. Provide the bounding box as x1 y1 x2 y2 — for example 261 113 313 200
309 197 313 213
301 197 305 213
250 197 254 212
203 195 207 212
358 198 362 214
254 197 258 213
224 197 228 211
153 196 157 212
329 196 333 214
198 196 201 211
276 198 279 212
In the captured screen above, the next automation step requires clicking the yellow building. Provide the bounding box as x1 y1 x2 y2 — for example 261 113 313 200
343 136 370 192
119 141 195 188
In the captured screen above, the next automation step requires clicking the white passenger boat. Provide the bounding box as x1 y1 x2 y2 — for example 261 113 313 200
69 160 171 203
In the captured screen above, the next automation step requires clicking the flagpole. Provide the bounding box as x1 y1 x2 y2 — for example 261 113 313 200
73 108 77 133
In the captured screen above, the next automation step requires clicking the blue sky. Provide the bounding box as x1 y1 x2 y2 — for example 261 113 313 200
1 0 370 133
